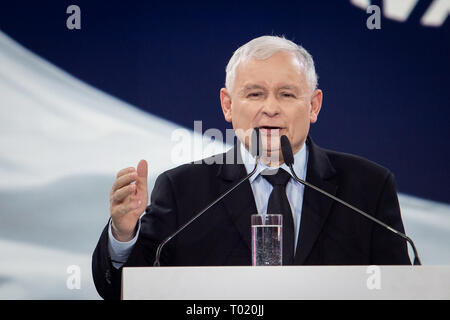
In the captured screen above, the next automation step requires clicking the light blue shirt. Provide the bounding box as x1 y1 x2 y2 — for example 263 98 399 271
239 142 309 256
108 142 309 268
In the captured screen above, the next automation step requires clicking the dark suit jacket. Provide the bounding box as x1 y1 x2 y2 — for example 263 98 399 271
92 136 411 300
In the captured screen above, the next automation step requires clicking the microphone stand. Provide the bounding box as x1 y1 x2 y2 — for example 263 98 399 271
153 155 260 266
287 163 421 265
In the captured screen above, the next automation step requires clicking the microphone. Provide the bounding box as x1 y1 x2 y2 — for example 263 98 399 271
153 128 262 266
280 135 422 265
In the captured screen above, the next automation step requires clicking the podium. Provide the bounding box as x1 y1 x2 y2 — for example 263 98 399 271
122 265 450 300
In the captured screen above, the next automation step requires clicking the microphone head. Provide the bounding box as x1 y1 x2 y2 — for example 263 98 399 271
280 135 294 166
249 127 262 158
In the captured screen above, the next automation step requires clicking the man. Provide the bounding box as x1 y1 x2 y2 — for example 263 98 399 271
92 36 411 300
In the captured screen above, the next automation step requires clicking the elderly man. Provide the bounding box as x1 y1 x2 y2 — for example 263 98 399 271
92 36 411 300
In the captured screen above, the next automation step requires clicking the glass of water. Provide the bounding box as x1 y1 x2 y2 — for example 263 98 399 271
251 214 283 266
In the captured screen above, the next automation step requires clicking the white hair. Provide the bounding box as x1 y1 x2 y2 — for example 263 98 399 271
225 35 318 93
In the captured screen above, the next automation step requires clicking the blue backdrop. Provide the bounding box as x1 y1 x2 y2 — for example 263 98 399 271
1 0 448 203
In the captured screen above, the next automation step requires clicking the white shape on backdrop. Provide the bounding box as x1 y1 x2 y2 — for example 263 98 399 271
350 0 449 27
350 0 371 9
420 0 450 27
0 32 225 190
0 30 449 299
383 0 419 22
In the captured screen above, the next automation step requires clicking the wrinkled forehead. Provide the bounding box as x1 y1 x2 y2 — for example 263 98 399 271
234 51 307 88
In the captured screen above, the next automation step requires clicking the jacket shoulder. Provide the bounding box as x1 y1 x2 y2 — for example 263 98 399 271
155 151 227 185
320 146 393 181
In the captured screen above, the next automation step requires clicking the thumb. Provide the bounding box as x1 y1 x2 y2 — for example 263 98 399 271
136 159 148 191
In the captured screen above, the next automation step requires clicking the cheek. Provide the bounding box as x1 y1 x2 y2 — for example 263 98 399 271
288 105 310 124
287 107 311 137
233 102 257 124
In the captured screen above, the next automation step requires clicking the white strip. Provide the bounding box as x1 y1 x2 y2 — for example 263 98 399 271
421 0 450 27
383 0 419 22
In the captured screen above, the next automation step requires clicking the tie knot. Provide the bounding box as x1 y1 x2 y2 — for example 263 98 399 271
262 168 291 187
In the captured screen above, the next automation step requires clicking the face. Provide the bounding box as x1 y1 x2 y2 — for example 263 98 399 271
220 51 323 165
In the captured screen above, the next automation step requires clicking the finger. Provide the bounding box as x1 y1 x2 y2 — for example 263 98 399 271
112 199 142 217
116 167 136 179
112 172 138 192
112 184 136 204
136 160 148 190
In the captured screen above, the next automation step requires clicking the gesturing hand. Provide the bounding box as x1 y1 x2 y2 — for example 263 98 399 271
109 160 148 242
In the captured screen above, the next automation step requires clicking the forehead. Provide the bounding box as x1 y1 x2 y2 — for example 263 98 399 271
234 51 306 88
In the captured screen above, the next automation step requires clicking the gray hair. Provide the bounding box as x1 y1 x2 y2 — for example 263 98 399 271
225 35 318 93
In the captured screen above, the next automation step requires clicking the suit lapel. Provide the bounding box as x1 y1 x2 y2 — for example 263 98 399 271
217 144 257 251
294 137 338 264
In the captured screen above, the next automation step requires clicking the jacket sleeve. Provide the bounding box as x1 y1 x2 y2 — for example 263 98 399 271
91 220 123 300
91 171 178 300
370 172 412 265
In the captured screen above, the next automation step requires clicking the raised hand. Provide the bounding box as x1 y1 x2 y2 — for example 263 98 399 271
109 160 148 242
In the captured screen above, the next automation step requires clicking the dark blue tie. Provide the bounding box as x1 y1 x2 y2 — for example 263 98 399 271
262 168 295 265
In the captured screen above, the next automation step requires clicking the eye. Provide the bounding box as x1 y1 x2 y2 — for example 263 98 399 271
247 92 263 98
281 92 295 98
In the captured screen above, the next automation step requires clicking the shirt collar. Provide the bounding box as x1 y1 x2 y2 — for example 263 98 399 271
239 140 308 183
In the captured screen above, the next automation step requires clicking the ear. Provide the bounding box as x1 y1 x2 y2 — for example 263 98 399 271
220 88 233 123
309 89 323 124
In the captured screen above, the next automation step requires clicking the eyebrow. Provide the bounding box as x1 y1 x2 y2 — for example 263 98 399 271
238 84 301 96
240 84 300 91
240 84 266 92
278 85 299 91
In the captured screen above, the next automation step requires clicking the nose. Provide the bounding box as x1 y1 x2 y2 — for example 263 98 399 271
261 93 281 117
